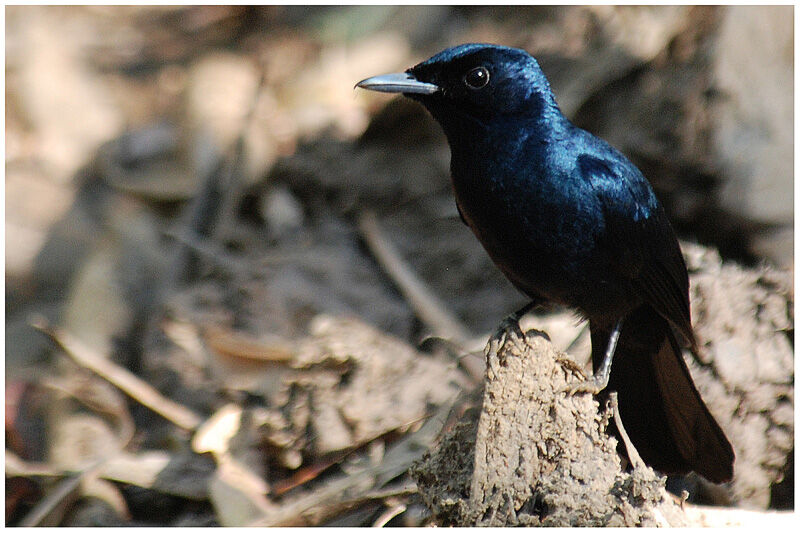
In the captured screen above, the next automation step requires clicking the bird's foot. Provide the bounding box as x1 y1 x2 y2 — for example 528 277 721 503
562 318 620 396
562 370 609 396
556 356 588 379
488 313 527 355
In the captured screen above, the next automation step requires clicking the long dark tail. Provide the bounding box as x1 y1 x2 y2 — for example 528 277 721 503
591 305 734 483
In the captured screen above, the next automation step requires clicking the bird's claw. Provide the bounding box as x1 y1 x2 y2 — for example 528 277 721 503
488 314 527 354
556 356 587 379
562 372 609 396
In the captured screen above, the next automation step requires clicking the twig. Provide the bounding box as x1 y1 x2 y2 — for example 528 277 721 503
18 459 104 527
209 66 267 245
272 410 437 497
361 482 417 501
6 451 62 478
32 317 202 431
357 211 472 345
8 449 174 493
270 455 342 497
372 502 406 527
609 391 646 470
152 63 267 333
679 490 690 510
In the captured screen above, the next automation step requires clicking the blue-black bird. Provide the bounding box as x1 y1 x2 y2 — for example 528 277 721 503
357 44 734 483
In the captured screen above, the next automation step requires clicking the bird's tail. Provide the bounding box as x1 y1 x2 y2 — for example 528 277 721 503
592 305 734 483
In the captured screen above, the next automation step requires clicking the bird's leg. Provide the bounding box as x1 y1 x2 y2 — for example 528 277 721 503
502 301 538 337
566 318 623 395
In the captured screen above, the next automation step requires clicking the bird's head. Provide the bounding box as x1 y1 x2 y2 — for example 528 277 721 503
356 44 560 137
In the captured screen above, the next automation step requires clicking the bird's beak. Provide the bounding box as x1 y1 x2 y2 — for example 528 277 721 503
355 72 440 95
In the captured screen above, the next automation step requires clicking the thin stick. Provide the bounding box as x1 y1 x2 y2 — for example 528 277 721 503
18 459 104 527
357 211 472 345
32 318 202 431
372 503 406 527
609 391 645 470
361 482 417 501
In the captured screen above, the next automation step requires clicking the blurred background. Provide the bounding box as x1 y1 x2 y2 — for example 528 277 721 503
5 5 794 526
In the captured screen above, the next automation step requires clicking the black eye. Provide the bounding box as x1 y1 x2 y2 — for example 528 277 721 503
464 66 490 89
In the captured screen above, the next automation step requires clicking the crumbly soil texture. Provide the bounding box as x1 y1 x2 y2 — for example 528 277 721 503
412 330 688 527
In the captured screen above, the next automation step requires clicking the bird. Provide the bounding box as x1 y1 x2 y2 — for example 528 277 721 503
356 43 734 483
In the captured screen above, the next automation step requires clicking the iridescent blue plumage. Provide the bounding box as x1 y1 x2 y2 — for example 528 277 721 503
357 44 733 482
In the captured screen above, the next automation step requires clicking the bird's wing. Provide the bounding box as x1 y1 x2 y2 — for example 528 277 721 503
580 154 694 343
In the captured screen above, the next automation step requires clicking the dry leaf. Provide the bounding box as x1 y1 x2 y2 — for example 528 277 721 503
191 403 242 457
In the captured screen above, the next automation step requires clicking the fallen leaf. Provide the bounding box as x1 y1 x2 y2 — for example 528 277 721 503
191 403 242 457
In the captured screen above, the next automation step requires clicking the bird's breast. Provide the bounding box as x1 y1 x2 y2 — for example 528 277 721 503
451 161 625 311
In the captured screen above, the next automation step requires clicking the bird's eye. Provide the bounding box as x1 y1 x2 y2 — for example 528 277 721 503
464 66 490 89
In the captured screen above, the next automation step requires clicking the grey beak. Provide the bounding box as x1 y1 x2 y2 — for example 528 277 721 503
355 72 440 95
